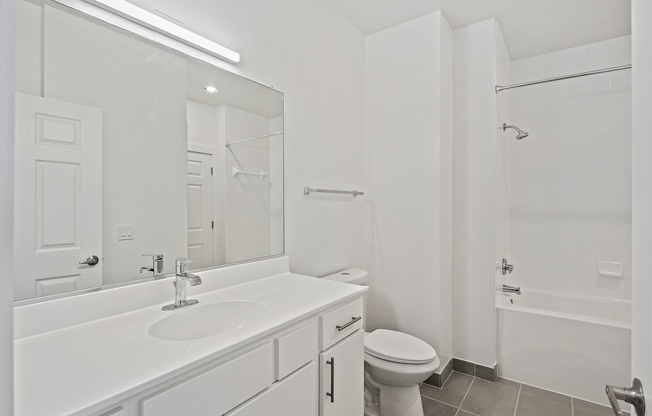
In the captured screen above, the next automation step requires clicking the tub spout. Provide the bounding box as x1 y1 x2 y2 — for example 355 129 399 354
502 284 521 295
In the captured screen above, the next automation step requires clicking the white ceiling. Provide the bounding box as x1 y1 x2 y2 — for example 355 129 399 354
324 0 631 60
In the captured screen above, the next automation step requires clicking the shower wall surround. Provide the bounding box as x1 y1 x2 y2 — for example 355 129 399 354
504 36 632 301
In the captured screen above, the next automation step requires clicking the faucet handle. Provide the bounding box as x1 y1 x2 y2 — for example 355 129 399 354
175 258 192 275
143 254 164 276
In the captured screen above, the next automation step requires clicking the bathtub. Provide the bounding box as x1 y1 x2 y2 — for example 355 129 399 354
496 289 631 406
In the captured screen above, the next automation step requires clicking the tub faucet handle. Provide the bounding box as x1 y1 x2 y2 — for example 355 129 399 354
606 378 645 416
502 258 514 275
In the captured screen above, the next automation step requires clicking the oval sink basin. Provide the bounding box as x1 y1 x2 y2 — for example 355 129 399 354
149 300 269 341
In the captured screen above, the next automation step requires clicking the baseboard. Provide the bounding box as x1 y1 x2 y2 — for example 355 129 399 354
423 357 497 387
423 356 453 388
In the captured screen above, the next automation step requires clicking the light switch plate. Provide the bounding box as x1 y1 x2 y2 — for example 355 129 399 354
118 224 135 240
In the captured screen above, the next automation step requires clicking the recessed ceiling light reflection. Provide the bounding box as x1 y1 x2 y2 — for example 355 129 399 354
204 86 218 94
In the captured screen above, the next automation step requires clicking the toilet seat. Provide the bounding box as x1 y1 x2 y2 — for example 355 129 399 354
364 329 437 364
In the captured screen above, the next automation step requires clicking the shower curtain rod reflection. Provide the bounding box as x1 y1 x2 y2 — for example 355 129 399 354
495 64 632 93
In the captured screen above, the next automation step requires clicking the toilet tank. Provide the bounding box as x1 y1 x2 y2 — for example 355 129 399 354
322 268 368 285
322 269 368 330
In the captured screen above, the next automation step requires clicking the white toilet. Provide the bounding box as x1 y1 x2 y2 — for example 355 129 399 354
323 269 440 416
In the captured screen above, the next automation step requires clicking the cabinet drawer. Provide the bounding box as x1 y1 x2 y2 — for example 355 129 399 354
141 343 273 416
320 298 363 350
226 362 318 416
275 320 317 380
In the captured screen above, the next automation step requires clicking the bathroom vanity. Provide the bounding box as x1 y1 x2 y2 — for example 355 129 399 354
14 257 366 416
11 1 367 414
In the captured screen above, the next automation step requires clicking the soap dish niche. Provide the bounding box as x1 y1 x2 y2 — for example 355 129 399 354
597 261 624 278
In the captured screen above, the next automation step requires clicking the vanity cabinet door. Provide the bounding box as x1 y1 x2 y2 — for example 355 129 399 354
226 362 318 416
319 330 364 416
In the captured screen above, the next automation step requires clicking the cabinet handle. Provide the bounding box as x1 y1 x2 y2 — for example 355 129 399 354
326 357 335 403
336 316 362 332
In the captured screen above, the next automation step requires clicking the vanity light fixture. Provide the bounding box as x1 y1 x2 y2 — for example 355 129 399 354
55 0 240 64
204 86 219 94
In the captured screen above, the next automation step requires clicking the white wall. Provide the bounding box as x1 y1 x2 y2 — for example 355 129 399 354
125 0 366 276
15 0 40 96
187 99 221 149
505 37 632 301
0 0 15 411
364 12 453 359
631 0 652 396
452 19 500 367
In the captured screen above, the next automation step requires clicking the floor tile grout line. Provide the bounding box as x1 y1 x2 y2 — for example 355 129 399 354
455 407 482 416
455 375 476 415
421 394 460 410
442 370 452 388
512 382 523 416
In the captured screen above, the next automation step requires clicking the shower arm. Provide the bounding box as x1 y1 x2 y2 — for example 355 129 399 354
502 123 529 139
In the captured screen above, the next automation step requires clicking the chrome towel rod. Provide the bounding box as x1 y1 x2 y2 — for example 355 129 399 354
495 64 631 93
304 187 364 197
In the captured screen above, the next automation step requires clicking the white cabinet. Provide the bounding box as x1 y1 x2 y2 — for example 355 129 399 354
226 363 318 416
319 299 365 416
320 331 364 416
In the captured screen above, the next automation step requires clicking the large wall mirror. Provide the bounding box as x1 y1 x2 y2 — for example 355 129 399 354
14 0 284 302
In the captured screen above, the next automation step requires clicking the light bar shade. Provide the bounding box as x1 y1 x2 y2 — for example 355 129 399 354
82 0 239 63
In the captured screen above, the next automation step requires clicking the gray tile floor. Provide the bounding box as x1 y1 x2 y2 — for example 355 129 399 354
420 372 628 416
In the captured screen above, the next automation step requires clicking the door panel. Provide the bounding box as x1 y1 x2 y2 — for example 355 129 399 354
187 151 214 269
14 93 102 300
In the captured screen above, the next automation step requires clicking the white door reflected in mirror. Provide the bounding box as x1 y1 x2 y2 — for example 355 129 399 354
14 93 103 299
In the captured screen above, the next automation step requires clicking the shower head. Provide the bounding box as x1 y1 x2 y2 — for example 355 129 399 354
503 123 529 140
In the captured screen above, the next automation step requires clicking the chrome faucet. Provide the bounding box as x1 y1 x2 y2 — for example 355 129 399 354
501 284 521 295
162 258 202 311
141 254 164 278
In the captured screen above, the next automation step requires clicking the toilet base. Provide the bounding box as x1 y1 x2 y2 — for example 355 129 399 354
377 385 424 416
364 402 380 416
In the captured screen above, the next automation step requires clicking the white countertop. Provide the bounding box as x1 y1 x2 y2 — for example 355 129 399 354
14 271 365 416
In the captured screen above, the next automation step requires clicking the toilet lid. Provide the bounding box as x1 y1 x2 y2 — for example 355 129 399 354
364 329 437 364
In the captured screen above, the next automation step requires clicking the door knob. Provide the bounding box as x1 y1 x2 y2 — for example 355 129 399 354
606 378 645 416
79 255 100 266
